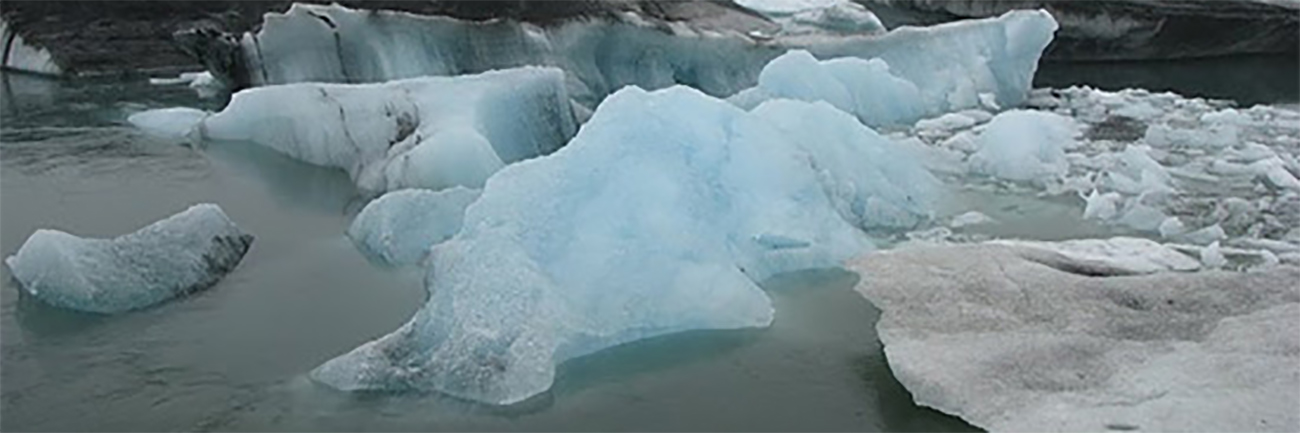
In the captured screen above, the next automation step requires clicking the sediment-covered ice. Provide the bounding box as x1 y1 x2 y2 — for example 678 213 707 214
198 67 578 193
3 204 253 314
849 241 1300 432
348 187 481 266
312 85 939 404
728 9 1056 127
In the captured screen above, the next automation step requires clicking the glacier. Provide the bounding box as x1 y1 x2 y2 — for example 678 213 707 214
187 3 1055 112
348 187 481 266
311 85 940 404
195 67 578 193
4 204 253 314
849 240 1300 432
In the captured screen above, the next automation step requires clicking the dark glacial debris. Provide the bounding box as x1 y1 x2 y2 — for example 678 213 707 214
858 0 1300 61
1085 115 1147 142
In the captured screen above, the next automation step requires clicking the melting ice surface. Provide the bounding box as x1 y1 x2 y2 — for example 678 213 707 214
4 204 253 314
312 86 939 404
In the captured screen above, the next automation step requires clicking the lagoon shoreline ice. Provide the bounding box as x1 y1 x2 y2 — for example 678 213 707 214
849 239 1300 432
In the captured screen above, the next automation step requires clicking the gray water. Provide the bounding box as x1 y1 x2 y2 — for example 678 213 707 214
0 73 974 431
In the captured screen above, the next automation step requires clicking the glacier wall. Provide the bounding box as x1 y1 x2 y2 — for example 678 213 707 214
311 85 940 404
199 67 579 193
230 3 1056 111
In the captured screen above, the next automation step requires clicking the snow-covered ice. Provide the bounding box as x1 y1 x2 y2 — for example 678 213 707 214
849 241 1300 432
197 67 578 193
4 204 253 314
312 85 940 404
348 187 480 266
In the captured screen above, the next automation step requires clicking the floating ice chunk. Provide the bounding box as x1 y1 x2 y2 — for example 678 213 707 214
736 0 846 15
1250 157 1300 190
1157 216 1187 238
849 242 1299 432
1081 189 1121 220
128 107 210 140
950 211 996 228
3 204 253 314
1200 108 1251 125
728 50 925 127
348 187 481 266
786 2 885 34
1116 200 1167 231
199 68 578 193
1201 241 1228 268
1181 223 1228 245
968 110 1079 182
312 86 938 404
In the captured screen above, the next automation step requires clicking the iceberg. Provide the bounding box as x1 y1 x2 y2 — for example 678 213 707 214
729 7 1056 127
127 107 211 140
348 187 481 266
968 110 1079 182
4 204 253 314
849 240 1300 432
197 67 578 193
312 85 939 404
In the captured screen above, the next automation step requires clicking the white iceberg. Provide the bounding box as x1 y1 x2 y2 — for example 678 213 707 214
348 187 480 266
850 241 1300 432
729 9 1056 127
4 204 253 314
968 109 1079 182
128 107 211 140
312 85 940 404
198 67 578 193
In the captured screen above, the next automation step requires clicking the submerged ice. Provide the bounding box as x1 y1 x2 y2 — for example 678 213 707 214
4 204 253 314
312 85 939 404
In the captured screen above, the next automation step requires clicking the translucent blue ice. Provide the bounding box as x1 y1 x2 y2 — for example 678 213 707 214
4 204 253 314
312 86 939 404
348 187 481 266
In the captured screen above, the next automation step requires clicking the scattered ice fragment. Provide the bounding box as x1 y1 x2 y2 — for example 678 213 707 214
312 86 939 404
1082 190 1121 220
1157 216 1186 238
347 187 481 266
915 113 977 133
992 237 1200 273
950 211 995 228
1201 241 1228 268
1180 223 1227 245
4 204 253 314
